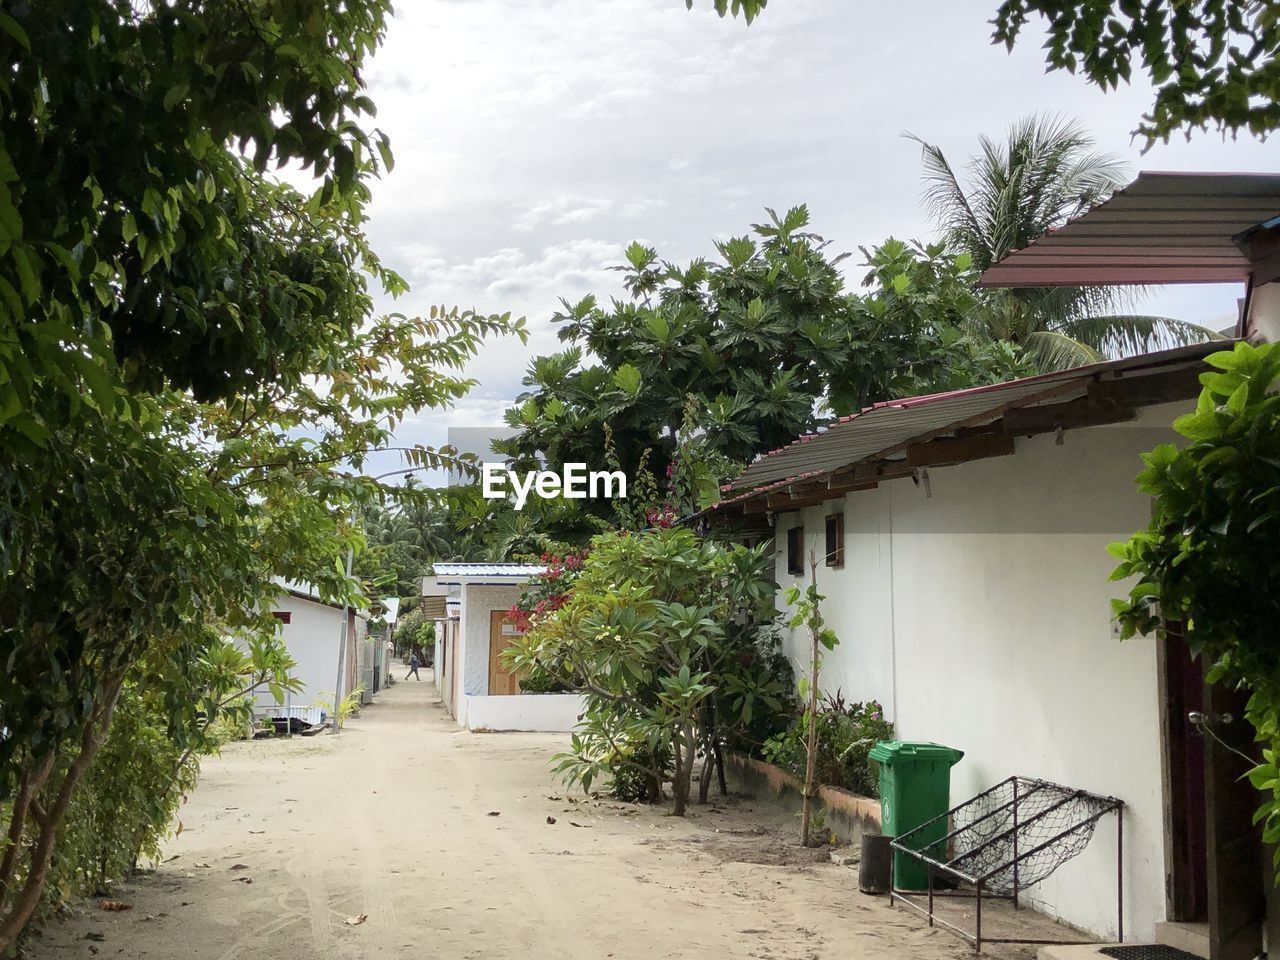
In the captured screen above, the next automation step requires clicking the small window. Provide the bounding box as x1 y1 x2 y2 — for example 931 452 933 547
825 513 845 568
271 611 292 624
786 525 805 577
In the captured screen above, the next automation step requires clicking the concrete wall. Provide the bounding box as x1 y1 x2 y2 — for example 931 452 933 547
432 619 448 711
433 620 445 689
726 753 882 844
456 583 523 727
771 407 1184 942
462 693 586 732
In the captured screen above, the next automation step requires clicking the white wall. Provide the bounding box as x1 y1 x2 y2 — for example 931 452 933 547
1247 280 1280 342
259 594 346 709
456 583 523 727
772 407 1183 942
463 693 586 732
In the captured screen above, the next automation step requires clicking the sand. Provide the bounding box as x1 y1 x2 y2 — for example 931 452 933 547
23 674 1048 960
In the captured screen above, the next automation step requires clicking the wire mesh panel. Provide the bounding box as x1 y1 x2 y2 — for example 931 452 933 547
889 776 1124 953
954 778 1116 893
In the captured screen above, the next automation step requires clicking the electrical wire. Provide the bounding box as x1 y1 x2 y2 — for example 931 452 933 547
1192 715 1260 772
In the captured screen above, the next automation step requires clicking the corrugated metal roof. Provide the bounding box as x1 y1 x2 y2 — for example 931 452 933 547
419 596 448 619
728 342 1222 492
979 171 1280 288
431 563 545 582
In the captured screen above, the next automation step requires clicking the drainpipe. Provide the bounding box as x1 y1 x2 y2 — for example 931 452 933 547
887 484 899 725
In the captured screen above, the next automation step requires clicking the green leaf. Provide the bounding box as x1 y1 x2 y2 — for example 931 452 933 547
163 84 189 112
613 363 642 397
1226 380 1249 416
0 11 31 50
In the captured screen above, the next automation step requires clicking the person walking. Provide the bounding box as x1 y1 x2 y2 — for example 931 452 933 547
406 650 421 681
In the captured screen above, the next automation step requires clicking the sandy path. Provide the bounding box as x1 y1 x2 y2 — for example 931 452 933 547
26 675 1015 960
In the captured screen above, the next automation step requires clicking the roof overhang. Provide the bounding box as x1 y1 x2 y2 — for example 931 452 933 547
704 341 1231 522
978 172 1280 288
427 563 546 588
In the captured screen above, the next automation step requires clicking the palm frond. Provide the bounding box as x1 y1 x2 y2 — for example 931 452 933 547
1057 314 1226 357
1022 330 1105 373
905 132 991 266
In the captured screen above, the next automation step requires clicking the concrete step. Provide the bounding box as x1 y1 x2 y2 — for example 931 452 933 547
1154 920 1211 959
1037 946 1110 960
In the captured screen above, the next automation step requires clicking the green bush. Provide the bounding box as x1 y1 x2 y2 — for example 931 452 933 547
721 625 795 754
518 665 572 694
762 693 893 797
608 745 670 803
506 527 782 815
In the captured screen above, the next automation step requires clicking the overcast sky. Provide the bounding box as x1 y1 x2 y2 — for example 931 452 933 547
356 0 1275 479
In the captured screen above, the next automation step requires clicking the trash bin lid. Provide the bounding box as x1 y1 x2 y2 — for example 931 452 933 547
868 740 964 764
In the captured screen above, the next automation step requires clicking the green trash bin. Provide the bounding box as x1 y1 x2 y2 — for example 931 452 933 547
869 740 964 891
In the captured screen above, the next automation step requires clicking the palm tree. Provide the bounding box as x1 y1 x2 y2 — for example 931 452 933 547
909 115 1222 371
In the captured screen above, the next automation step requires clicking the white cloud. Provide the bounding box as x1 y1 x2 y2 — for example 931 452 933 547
358 0 1274 478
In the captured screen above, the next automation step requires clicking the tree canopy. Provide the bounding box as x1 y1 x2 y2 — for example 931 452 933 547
0 0 396 450
710 1 1277 142
993 1 1280 143
497 208 1025 521
0 2 530 945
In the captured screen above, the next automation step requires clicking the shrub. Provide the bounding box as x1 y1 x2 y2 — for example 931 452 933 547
506 527 783 815
608 745 670 803
518 666 572 694
762 693 893 797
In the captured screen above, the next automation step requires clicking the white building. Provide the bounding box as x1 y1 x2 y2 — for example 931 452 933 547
707 170 1280 957
709 345 1258 950
424 563 585 732
258 582 368 723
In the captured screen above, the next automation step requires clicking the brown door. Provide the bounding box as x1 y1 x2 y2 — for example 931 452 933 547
488 610 522 696
1203 669 1264 960
1158 625 1209 921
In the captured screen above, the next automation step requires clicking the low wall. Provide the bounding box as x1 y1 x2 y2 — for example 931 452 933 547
463 693 585 732
726 752 881 843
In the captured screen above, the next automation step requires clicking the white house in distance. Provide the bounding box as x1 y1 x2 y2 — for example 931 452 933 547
706 172 1280 959
258 581 369 723
423 563 585 732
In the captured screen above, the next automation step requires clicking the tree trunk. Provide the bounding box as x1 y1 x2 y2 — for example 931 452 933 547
0 681 122 952
800 640 819 846
0 755 54 897
713 739 727 797
671 733 686 816
697 746 715 804
671 723 698 817
801 555 821 848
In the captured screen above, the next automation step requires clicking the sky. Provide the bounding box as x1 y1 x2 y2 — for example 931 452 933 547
356 0 1276 480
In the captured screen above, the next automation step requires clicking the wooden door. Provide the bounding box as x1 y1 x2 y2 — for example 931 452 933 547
488 610 522 695
1203 668 1264 960
1157 625 1208 921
